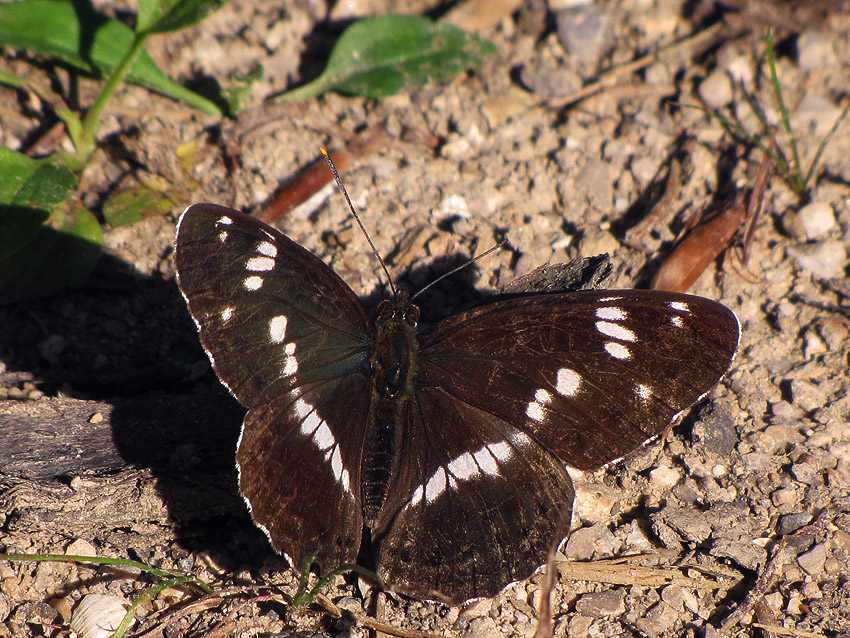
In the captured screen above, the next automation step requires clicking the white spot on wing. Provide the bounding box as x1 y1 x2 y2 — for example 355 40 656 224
269 316 287 343
472 447 499 475
510 431 534 449
636 383 652 402
221 306 235 323
599 295 623 302
596 306 627 321
670 301 690 312
447 452 479 481
535 388 552 404
246 256 275 272
488 441 513 462
407 439 516 509
670 316 684 328
596 320 637 342
244 275 263 290
313 422 335 451
525 401 544 422
293 398 311 419
556 368 582 396
330 447 350 490
425 468 449 502
283 342 298 375
294 397 351 493
605 341 631 360
216 216 233 225
256 241 277 257
218 231 228 243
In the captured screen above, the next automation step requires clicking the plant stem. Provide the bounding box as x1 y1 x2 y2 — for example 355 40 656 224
78 32 150 160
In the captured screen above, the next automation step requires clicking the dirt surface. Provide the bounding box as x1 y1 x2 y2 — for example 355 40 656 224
2 1 850 637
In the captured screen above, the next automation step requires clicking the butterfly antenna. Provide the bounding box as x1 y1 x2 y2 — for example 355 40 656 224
410 238 508 302
320 147 397 297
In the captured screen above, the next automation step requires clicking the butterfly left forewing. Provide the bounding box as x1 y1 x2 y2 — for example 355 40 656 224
175 204 371 408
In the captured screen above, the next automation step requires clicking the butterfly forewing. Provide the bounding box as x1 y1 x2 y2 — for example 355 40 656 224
175 204 371 408
418 290 739 471
175 204 371 569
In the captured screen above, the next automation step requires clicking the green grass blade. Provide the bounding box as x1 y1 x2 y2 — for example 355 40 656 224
803 98 850 188
765 26 802 191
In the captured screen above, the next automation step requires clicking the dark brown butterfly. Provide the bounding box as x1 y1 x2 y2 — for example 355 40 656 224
175 203 739 604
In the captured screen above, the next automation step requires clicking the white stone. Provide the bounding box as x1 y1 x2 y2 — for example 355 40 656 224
797 201 836 240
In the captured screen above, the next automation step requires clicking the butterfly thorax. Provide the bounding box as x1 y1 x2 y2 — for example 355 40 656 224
362 291 421 524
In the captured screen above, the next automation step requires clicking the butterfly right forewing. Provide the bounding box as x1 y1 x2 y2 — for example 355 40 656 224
417 289 740 471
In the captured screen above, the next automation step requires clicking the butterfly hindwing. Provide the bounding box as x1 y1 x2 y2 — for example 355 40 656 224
175 204 371 570
374 388 574 602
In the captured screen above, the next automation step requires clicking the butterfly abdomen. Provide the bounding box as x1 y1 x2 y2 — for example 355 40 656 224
362 299 421 525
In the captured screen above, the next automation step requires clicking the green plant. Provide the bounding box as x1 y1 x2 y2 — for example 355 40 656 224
0 550 379 636
693 27 849 197
0 552 213 638
0 0 229 303
0 7 496 303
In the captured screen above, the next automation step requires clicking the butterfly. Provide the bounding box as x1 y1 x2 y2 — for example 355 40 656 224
174 202 739 604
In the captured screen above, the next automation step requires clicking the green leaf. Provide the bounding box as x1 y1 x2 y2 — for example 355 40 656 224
0 0 221 115
279 14 498 101
145 0 231 34
0 201 102 304
0 148 76 259
102 187 174 226
136 0 162 34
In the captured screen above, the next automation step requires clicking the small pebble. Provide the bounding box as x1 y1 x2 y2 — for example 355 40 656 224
771 486 799 508
634 601 679 635
649 466 682 489
786 239 847 279
555 3 614 66
37 334 67 364
574 589 626 618
0 592 11 623
563 524 619 560
797 542 827 575
796 202 836 240
65 539 98 557
699 70 733 109
462 615 499 638
796 31 839 71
